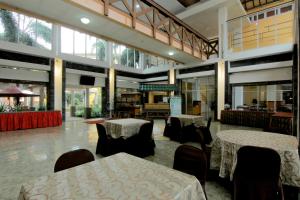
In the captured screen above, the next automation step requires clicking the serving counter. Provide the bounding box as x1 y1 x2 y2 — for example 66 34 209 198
0 111 62 132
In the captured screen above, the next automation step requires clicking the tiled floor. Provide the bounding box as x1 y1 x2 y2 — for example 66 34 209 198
0 119 260 200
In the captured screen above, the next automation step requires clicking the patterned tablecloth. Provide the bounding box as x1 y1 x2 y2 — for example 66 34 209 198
104 118 149 139
171 114 204 126
210 130 300 187
18 153 206 200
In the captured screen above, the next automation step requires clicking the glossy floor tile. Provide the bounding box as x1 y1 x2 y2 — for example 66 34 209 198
0 119 260 200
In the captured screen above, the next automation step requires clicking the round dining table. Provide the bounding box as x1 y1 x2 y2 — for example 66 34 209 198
210 130 300 187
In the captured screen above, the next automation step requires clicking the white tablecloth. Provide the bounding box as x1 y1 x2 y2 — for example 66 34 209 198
210 130 300 187
19 153 207 200
171 114 204 126
105 118 149 139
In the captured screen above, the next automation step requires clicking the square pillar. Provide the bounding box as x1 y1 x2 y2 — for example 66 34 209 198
216 60 225 120
168 68 176 96
54 58 63 111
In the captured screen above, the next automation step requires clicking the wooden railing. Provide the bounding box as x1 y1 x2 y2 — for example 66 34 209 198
102 0 218 59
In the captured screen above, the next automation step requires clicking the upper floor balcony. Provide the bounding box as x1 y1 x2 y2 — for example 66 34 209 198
227 2 294 54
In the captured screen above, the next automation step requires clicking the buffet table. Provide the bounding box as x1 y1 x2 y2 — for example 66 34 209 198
0 111 62 131
19 153 206 200
210 130 300 187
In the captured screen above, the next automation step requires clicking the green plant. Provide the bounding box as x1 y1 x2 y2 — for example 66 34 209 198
75 106 84 117
14 104 22 112
0 103 7 112
121 48 139 67
0 9 51 48
91 105 101 118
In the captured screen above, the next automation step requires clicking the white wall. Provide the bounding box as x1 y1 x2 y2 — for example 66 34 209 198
66 73 105 87
0 67 49 82
230 67 292 84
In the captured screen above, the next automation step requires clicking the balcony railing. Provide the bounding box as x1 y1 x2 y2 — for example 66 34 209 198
227 2 294 53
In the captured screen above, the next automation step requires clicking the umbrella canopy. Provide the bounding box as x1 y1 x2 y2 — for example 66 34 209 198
0 86 39 97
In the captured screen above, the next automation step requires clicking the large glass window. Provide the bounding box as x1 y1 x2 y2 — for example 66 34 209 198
182 76 216 120
61 27 73 54
0 9 52 49
232 84 293 112
60 26 107 61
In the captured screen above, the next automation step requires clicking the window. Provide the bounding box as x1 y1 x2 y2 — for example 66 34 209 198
280 5 292 14
74 31 86 57
60 26 106 61
253 15 257 21
0 9 52 49
258 13 264 20
266 10 275 17
86 35 97 59
61 27 74 54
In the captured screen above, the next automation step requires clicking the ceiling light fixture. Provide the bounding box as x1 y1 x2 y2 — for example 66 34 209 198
168 51 174 56
80 17 90 25
136 4 140 8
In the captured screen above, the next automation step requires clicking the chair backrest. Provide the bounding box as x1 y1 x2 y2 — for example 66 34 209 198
173 145 207 186
233 146 282 200
170 117 181 129
138 122 153 140
206 117 212 129
54 149 95 172
96 123 108 143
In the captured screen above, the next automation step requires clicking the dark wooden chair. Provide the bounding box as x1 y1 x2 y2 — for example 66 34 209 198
125 122 155 157
169 117 199 143
95 123 125 156
163 117 172 137
197 117 212 144
54 149 95 172
233 146 284 200
173 145 208 198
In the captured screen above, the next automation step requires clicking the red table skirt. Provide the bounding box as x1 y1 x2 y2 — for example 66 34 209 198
0 111 62 132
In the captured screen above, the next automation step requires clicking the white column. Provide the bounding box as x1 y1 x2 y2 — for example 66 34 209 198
54 58 63 111
109 68 115 111
218 7 228 58
169 68 175 96
217 60 225 120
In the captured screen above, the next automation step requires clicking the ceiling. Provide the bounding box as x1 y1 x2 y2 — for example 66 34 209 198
0 0 203 65
153 0 246 38
0 0 246 64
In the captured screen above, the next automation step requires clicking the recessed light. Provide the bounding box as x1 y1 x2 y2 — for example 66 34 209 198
136 4 140 8
168 51 174 56
80 17 90 25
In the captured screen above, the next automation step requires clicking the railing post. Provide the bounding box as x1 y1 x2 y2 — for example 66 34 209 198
240 17 243 51
256 13 259 48
274 15 278 45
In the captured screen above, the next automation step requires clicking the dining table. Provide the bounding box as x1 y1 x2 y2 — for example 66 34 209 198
170 114 204 126
18 153 207 200
104 118 149 139
210 130 300 187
